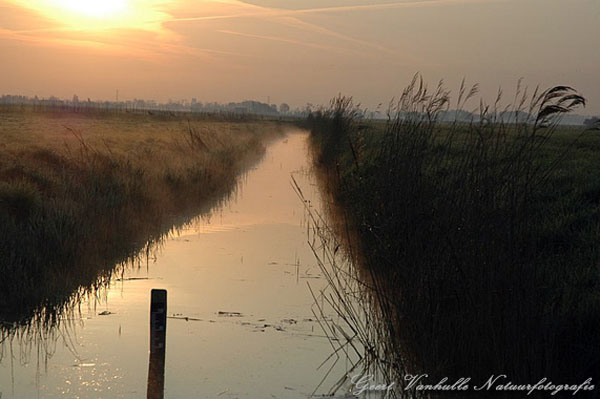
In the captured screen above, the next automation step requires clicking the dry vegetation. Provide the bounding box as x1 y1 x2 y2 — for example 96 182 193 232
0 109 285 325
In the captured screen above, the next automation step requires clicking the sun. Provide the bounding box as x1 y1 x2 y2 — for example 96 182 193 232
10 0 171 35
52 0 128 18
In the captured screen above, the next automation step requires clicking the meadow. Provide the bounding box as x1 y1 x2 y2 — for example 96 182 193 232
0 107 285 326
307 78 600 395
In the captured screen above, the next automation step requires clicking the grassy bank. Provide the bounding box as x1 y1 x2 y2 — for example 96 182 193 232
0 109 285 326
307 78 600 395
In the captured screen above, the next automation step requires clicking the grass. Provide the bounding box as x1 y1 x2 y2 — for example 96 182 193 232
0 108 286 327
307 76 600 395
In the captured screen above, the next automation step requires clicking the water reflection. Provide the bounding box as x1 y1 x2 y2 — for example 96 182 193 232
0 129 357 398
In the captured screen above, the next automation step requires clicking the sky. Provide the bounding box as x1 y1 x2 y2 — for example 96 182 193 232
0 0 599 113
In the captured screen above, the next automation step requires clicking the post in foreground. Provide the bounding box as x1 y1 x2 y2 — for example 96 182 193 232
147 289 167 399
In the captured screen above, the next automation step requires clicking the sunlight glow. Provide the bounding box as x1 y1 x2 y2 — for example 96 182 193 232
8 0 171 32
52 0 128 18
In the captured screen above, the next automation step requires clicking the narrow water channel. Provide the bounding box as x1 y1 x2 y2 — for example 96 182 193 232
0 129 354 398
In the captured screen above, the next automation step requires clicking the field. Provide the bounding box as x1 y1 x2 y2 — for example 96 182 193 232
306 80 600 394
0 108 285 326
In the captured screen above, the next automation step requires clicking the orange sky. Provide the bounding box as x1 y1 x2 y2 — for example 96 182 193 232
1 0 599 113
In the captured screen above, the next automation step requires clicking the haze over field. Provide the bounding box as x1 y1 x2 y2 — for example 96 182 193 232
1 0 599 113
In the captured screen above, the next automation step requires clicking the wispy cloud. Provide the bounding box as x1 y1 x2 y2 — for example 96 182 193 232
217 29 347 53
0 24 230 62
4 0 172 33
278 16 400 56
161 0 503 61
0 0 503 63
0 27 156 58
0 0 232 60
166 0 505 23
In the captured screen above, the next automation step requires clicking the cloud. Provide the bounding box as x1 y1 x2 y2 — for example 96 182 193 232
277 17 395 55
4 0 172 33
0 0 504 64
217 29 353 54
166 0 505 22
0 0 221 60
160 0 504 61
0 24 226 61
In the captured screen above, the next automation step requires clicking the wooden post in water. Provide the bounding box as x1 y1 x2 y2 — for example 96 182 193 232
147 289 167 399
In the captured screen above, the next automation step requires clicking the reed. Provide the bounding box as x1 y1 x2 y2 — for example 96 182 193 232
307 75 600 395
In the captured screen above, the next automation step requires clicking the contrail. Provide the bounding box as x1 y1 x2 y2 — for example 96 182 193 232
278 16 395 54
164 0 506 23
217 29 354 54
165 0 476 60
276 16 427 64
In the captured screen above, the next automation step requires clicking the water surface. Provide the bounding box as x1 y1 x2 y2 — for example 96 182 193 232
0 130 354 398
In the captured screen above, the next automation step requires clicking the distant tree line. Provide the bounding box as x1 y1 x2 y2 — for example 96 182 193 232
0 94 299 117
584 116 600 127
5 93 594 125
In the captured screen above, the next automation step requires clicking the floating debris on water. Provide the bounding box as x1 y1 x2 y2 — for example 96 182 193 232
114 277 151 282
98 311 114 316
168 315 203 322
217 311 243 317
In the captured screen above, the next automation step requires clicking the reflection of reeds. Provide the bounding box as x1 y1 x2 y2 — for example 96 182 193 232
306 75 600 395
294 174 414 398
0 113 284 338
